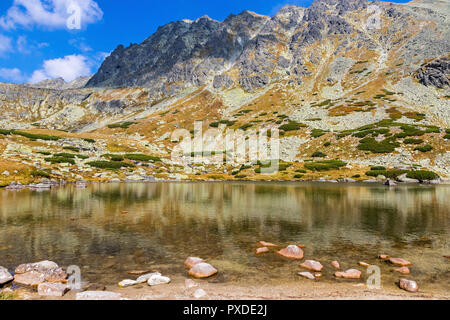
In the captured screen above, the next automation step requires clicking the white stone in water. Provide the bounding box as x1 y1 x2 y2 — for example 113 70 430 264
298 272 315 280
193 288 207 299
147 275 171 286
118 279 138 288
0 266 13 285
136 272 161 284
76 291 122 300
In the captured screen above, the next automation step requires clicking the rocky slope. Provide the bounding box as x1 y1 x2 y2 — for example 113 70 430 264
0 0 449 186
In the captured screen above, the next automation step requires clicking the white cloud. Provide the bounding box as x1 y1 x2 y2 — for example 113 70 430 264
0 0 103 30
0 34 13 55
29 54 92 83
0 67 26 82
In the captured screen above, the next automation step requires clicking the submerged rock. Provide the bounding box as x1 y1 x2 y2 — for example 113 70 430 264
258 241 277 247
256 247 269 254
82 283 106 291
76 291 122 300
359 262 370 268
147 274 171 286
300 260 323 272
188 263 218 279
395 267 411 275
136 272 162 284
184 257 205 269
399 279 419 293
298 272 315 280
38 282 69 297
118 279 138 288
389 257 412 267
277 245 304 260
331 261 341 270
0 266 13 285
378 254 390 260
334 269 362 279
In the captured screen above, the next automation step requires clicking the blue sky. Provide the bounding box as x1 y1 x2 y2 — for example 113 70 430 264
0 0 410 84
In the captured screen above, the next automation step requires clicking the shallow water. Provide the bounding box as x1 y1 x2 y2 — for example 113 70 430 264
0 182 449 292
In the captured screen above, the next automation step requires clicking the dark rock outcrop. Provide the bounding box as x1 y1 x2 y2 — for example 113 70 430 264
415 56 450 88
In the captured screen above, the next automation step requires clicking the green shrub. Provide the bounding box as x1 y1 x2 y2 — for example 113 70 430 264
63 146 80 152
444 133 450 140
371 166 386 171
37 151 51 156
87 161 134 169
357 137 400 154
108 121 136 129
365 169 408 179
15 131 60 141
83 138 96 143
279 121 306 132
406 170 438 181
352 174 361 178
425 127 440 134
295 169 307 173
312 151 327 158
31 170 50 178
278 163 292 171
254 168 261 174
0 129 13 135
311 129 327 138
305 160 347 171
45 157 75 165
234 175 247 179
324 142 331 147
239 123 253 131
414 145 433 152
404 138 424 145
294 174 304 179
124 154 161 162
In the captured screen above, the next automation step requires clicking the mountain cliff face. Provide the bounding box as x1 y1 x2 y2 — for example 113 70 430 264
0 0 449 185
86 0 449 98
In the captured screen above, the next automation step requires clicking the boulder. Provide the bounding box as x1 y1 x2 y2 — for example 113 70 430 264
389 257 412 267
184 257 205 269
258 241 277 247
147 274 171 286
331 261 341 270
82 283 106 291
395 267 411 275
118 279 138 288
188 263 218 279
399 279 419 293
277 245 304 260
334 269 362 279
14 260 67 283
14 271 47 287
0 266 13 285
136 272 161 284
256 247 269 254
298 272 315 280
38 282 69 297
76 291 122 300
300 260 323 272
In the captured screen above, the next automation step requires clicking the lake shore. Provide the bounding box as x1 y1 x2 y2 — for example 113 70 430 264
14 278 450 301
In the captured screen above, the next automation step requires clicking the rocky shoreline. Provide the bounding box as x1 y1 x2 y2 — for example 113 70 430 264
2 241 448 300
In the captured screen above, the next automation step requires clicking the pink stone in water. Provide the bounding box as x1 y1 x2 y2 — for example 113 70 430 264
334 269 362 279
188 263 218 279
399 279 418 293
184 257 205 269
256 247 269 254
389 257 412 267
277 245 304 260
300 260 323 272
331 261 341 270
